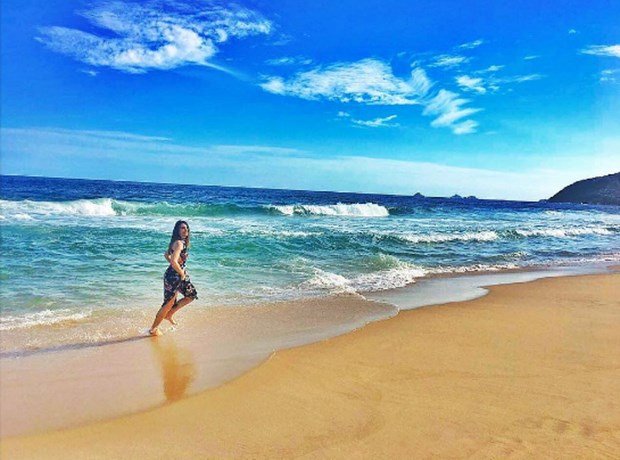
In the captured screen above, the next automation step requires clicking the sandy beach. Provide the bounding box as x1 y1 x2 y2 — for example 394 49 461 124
1 272 618 458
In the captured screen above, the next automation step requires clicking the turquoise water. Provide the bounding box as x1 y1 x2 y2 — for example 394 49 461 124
1 175 619 352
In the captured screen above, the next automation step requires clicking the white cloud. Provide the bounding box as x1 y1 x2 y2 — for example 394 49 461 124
0 127 301 160
456 75 486 94
452 120 479 135
458 39 484 49
568 29 577 34
484 65 504 72
523 55 540 60
266 56 313 66
460 72 543 94
600 69 620 83
37 1 272 74
80 69 98 77
581 45 620 58
497 74 544 83
260 59 480 134
429 54 470 68
260 59 432 105
350 115 399 128
422 90 482 134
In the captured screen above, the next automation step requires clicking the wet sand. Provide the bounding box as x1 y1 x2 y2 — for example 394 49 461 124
0 295 396 437
1 273 619 458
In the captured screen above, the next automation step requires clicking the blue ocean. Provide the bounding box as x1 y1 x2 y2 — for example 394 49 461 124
1 175 619 353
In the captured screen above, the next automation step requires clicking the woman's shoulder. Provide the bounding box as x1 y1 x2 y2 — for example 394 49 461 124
172 239 186 250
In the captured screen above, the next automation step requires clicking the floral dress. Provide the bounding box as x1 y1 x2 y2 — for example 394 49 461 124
162 240 198 307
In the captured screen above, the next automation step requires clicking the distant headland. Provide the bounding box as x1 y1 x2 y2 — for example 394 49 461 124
549 172 620 206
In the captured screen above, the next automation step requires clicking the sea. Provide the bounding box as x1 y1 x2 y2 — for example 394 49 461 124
1 174 619 355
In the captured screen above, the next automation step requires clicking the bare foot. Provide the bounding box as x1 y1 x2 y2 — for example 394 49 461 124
149 328 163 336
165 314 178 326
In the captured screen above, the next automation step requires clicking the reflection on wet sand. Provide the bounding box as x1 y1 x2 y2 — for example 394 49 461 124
150 336 196 402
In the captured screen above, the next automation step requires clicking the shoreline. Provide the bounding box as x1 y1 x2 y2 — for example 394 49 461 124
2 259 615 359
0 262 617 438
1 271 618 457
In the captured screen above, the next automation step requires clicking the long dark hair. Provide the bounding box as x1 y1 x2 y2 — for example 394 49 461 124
168 220 191 253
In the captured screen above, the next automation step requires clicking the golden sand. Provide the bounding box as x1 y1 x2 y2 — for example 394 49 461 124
2 273 619 458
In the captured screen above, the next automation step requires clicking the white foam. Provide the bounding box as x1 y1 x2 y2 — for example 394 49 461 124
300 269 357 294
429 263 520 275
394 230 499 243
0 309 93 331
237 227 317 238
300 260 426 294
515 227 613 238
13 213 34 220
268 202 389 217
351 266 427 291
0 198 117 218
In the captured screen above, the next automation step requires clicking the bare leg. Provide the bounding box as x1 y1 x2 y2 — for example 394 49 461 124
164 294 179 325
150 296 177 335
166 297 194 324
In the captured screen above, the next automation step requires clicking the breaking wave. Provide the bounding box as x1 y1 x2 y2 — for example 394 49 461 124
0 199 390 219
266 203 390 217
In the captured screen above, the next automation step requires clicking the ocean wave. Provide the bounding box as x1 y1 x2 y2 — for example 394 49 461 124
0 309 93 331
0 198 118 218
376 226 618 245
393 230 499 244
299 258 426 294
0 198 391 219
267 203 389 217
428 263 520 275
512 227 614 238
237 227 319 238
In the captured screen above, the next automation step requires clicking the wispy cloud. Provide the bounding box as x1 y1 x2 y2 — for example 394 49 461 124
265 56 313 66
422 90 481 134
600 69 620 82
80 69 99 77
581 44 620 58
523 55 540 60
482 65 504 72
497 74 544 83
568 29 577 34
459 71 544 93
458 39 484 50
338 112 399 128
260 59 432 105
261 58 480 134
0 127 302 161
429 54 470 68
456 75 486 94
37 1 273 74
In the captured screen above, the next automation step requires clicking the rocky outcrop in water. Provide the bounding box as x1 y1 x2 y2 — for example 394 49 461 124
549 172 620 205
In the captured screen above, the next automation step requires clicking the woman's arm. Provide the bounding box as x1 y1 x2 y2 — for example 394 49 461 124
168 241 186 279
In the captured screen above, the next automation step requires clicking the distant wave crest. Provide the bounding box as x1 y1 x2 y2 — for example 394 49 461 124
0 199 390 219
266 203 390 217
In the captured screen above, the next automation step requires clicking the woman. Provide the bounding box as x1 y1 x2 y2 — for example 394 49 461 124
149 220 198 336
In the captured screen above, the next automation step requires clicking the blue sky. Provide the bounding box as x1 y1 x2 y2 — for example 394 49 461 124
1 0 619 200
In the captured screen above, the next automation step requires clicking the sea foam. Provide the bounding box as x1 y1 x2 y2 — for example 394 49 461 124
0 309 93 331
267 202 390 217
